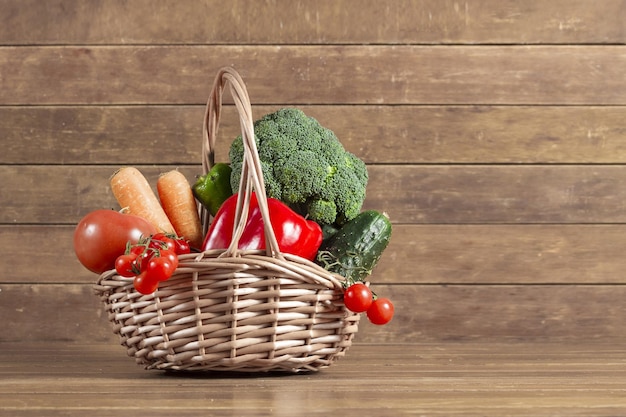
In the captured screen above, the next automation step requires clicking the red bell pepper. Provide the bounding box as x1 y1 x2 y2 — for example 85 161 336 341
202 192 323 261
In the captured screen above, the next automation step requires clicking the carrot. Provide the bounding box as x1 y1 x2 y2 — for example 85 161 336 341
157 170 203 249
110 167 175 234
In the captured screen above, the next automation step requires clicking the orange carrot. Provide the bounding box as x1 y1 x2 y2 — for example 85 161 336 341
110 167 175 234
157 170 203 249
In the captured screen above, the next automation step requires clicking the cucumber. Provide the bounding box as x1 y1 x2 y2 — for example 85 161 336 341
316 210 392 283
321 223 339 241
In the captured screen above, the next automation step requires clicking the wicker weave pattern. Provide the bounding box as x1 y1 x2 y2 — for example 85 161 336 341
94 67 359 372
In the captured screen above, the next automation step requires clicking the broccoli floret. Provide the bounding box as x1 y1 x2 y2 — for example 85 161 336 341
306 199 338 225
274 150 327 204
326 153 368 224
229 108 368 226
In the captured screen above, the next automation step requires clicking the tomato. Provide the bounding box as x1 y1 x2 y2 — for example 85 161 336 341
129 244 148 259
115 253 138 277
133 272 159 295
366 297 395 325
145 255 177 282
74 210 157 274
158 249 179 270
134 246 156 272
343 283 373 313
115 235 181 289
174 238 191 255
150 233 177 252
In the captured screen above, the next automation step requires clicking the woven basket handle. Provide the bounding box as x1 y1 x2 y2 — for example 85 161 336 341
201 67 282 259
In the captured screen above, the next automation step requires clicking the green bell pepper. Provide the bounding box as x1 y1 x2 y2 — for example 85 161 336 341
192 163 233 216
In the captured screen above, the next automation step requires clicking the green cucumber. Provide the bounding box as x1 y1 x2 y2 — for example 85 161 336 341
321 223 339 241
316 210 392 283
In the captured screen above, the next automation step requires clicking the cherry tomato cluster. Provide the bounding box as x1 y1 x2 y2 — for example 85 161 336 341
114 233 191 295
343 282 394 325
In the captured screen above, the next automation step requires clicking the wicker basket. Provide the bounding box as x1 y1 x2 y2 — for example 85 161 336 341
94 67 360 372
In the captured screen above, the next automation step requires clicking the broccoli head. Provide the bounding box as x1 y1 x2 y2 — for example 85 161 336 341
229 108 368 226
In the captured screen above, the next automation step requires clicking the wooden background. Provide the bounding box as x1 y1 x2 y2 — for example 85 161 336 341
1 0 626 346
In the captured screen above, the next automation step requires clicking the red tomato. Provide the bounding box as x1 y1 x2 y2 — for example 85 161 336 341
343 283 373 313
158 249 179 270
366 297 395 325
173 238 191 255
134 246 155 272
150 233 177 252
130 245 147 256
133 272 159 295
145 255 177 282
74 210 157 274
115 253 138 277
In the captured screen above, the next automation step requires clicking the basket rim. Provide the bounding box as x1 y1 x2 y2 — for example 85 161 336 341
95 248 348 292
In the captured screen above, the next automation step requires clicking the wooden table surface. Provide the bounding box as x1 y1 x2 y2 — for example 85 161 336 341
2 4 626 417
1 342 625 416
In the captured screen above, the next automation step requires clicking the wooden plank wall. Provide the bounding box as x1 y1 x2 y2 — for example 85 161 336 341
1 0 625 345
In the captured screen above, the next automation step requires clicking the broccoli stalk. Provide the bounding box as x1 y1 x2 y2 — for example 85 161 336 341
229 108 368 226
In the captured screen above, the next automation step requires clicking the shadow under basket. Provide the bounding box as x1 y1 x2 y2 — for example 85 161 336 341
93 67 360 373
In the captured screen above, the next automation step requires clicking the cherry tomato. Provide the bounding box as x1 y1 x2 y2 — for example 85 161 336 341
74 210 157 274
151 232 169 241
150 233 177 252
130 244 147 257
115 253 138 277
133 272 159 295
134 247 156 272
366 297 395 325
158 249 179 270
145 256 177 282
343 283 373 313
174 238 191 255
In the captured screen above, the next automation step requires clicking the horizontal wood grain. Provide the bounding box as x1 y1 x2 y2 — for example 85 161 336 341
378 225 626 285
3 165 626 225
4 224 626 285
2 0 624 45
2 46 625 105
4 342 625 377
3 0 626 388
368 165 626 224
1 342 626 416
4 105 626 165
3 2 626 412
1 283 625 344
